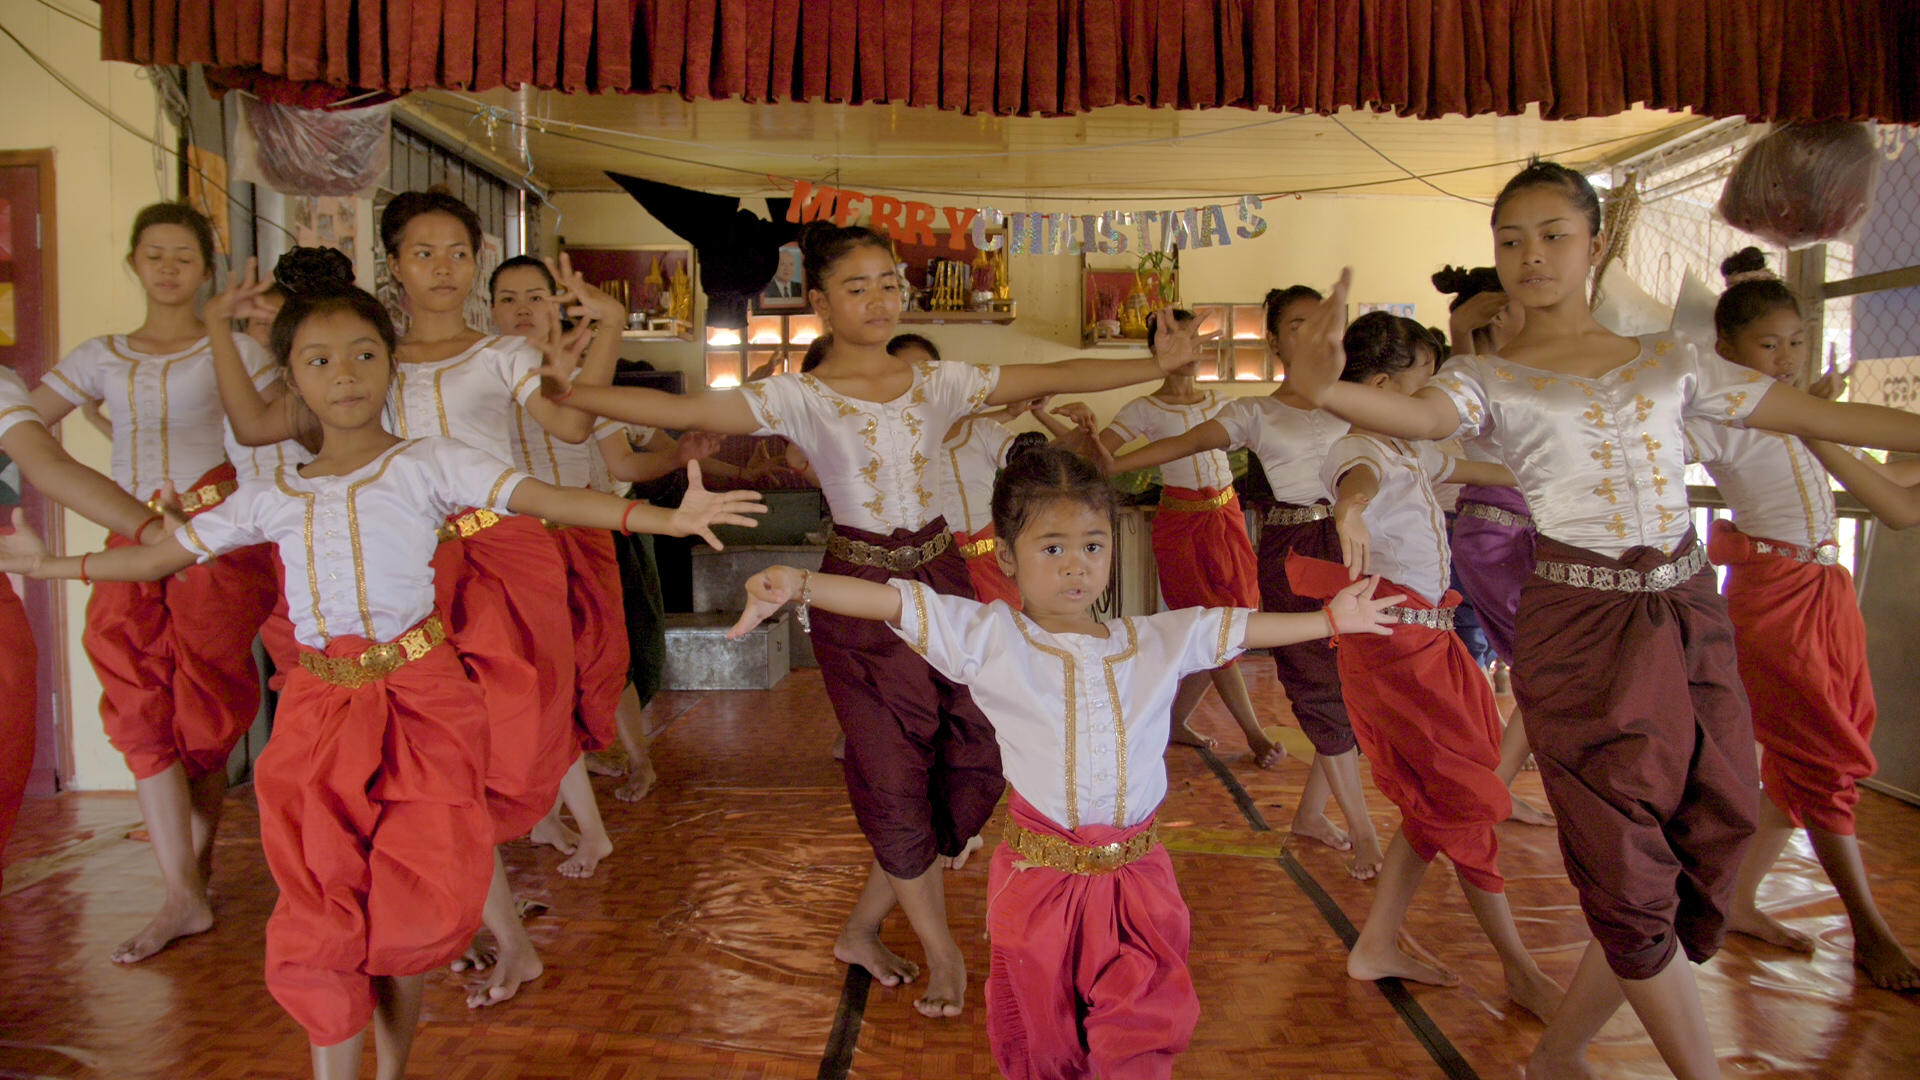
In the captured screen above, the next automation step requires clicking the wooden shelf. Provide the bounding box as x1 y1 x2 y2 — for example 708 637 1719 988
899 304 1016 326
622 320 695 342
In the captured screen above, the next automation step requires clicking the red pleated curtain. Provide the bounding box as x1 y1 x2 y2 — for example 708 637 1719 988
99 0 1920 123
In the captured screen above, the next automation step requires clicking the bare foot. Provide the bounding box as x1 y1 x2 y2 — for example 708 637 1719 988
1245 730 1284 769
1169 722 1217 750
915 946 967 1018
832 734 846 761
584 750 626 778
1523 753 1537 772
1346 940 1460 986
944 835 985 870
834 926 919 987
1728 907 1817 953
614 760 658 803
1856 933 1920 991
1504 963 1566 1023
529 815 580 856
1347 832 1384 881
1526 1046 1601 1080
1289 812 1352 852
112 896 214 963
468 942 544 1008
450 938 496 973
557 832 613 879
1508 796 1557 827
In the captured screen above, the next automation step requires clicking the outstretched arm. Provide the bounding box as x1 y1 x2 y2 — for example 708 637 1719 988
1283 270 1463 440
727 564 904 639
1 423 164 540
1441 459 1517 487
1104 420 1232 476
1745 382 1920 454
599 427 693 485
1808 442 1920 529
524 256 629 443
1242 576 1402 647
988 310 1195 405
505 460 766 548
0 510 197 581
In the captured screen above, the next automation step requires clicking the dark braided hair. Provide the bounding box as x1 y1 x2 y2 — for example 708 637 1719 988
990 443 1119 547
129 202 217 268
795 221 893 297
1262 285 1323 339
1491 157 1602 235
1714 247 1801 339
380 188 484 254
1338 311 1426 384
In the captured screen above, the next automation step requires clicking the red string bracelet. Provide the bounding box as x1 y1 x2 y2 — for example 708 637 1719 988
133 514 163 544
79 552 92 586
552 383 575 403
620 502 640 534
1323 608 1336 639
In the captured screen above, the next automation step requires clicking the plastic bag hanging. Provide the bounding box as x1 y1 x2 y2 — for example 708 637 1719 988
242 99 392 197
1718 122 1880 249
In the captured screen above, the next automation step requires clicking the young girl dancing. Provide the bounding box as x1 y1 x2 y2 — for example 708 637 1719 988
535 220 1211 1018
1687 247 1919 991
0 367 177 857
1284 160 1920 1080
727 444 1399 1078
1097 285 1384 877
1090 311 1273 767
29 202 282 963
0 267 760 1080
1285 312 1563 1019
214 191 622 1008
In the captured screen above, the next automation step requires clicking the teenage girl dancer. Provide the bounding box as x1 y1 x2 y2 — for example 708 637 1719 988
1089 311 1274 768
1284 160 1920 1080
728 444 1399 1078
1688 247 1919 991
30 202 281 963
1097 285 1384 878
533 221 1208 1017
0 260 760 1080
1287 312 1563 1019
0 368 175 858
214 190 622 1008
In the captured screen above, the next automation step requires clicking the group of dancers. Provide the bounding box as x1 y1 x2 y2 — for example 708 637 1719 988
1 158 1917 1080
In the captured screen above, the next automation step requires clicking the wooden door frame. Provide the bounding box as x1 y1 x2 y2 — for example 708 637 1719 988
0 149 71 790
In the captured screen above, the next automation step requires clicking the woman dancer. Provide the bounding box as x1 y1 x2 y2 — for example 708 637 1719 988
1284 160 1920 1079
1689 247 1918 990
30 202 281 962
0 265 759 1080
534 221 1208 1017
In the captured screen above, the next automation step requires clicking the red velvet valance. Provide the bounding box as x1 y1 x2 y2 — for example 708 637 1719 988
100 1 1920 123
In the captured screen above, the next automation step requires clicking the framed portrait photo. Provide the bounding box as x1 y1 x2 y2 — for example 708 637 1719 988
754 244 808 313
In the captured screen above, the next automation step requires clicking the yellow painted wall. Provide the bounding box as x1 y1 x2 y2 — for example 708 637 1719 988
0 0 177 789
542 189 1499 423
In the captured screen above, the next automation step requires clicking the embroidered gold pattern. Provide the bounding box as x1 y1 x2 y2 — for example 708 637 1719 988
1528 376 1558 391
485 468 515 509
1641 433 1661 460
908 582 930 655
1594 477 1618 504
274 470 328 642
1100 618 1139 827
1655 340 1674 357
1582 403 1606 426
344 448 404 638
1013 614 1080 829
1493 367 1515 381
1214 609 1236 666
1592 440 1615 469
1726 391 1748 417
1651 469 1669 495
1607 512 1628 540
1634 395 1655 422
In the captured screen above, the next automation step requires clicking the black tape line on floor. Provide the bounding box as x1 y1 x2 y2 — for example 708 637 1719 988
1191 744 1483 1080
817 962 871 1080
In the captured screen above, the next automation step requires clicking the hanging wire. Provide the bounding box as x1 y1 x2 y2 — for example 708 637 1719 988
1326 114 1492 206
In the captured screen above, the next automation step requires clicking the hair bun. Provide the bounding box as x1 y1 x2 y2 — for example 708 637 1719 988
1720 246 1771 282
1005 430 1050 463
1433 264 1503 311
273 247 356 296
1431 265 1473 294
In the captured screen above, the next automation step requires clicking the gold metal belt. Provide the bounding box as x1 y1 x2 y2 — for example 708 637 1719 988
1534 543 1709 593
1160 490 1233 513
1383 605 1456 630
297 615 448 688
1264 503 1330 526
958 536 998 559
150 479 238 517
1458 502 1532 529
436 508 503 544
1004 815 1159 875
1753 538 1841 566
827 531 952 572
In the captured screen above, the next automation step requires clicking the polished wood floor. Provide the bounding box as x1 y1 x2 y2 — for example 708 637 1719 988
3 665 1918 1079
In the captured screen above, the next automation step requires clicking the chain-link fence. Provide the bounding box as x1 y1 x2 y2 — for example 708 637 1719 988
1833 127 1920 408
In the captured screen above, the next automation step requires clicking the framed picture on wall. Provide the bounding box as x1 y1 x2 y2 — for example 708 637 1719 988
1356 302 1417 319
560 244 696 339
753 244 807 313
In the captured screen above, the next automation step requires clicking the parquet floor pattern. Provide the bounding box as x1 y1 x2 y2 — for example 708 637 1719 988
3 666 1917 1078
